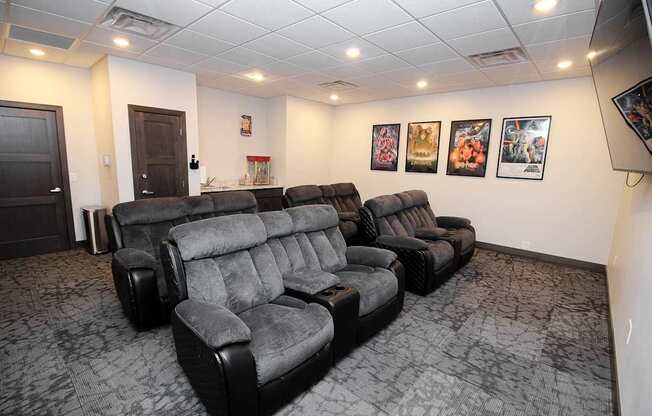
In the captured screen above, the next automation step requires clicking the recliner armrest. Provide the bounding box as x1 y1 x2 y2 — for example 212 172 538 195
437 216 472 229
113 248 157 271
414 227 450 241
284 271 340 295
375 235 429 251
174 300 251 350
346 246 397 269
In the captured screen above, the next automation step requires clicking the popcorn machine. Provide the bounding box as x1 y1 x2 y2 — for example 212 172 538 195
242 155 271 185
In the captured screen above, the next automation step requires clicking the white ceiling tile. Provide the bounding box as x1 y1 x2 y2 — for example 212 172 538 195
322 0 411 35
285 50 344 70
217 46 276 66
288 71 334 85
245 33 311 59
447 27 519 56
540 65 591 80
513 10 596 46
378 66 428 82
277 15 355 48
257 60 307 78
65 41 139 67
395 42 458 66
363 21 439 52
356 53 411 73
526 35 591 71
481 62 541 83
4 38 67 63
84 26 158 53
144 43 208 67
392 0 482 18
190 10 269 44
318 63 371 79
190 56 250 74
114 0 212 26
9 5 93 38
348 74 400 88
292 0 352 12
319 38 385 61
220 0 313 30
11 0 108 24
420 0 507 40
495 0 595 25
165 30 234 56
433 69 489 83
417 57 475 74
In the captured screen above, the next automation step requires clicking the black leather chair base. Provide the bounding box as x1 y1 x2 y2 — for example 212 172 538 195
459 248 475 269
286 286 360 361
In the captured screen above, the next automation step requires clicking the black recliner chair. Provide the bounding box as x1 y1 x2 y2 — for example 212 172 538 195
106 191 257 330
360 190 476 295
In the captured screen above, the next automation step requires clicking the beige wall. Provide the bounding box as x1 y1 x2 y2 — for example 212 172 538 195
105 56 201 201
266 96 288 185
0 54 100 241
197 86 269 184
607 175 652 416
330 77 624 264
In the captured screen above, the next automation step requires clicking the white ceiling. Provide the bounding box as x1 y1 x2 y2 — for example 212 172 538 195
0 0 597 105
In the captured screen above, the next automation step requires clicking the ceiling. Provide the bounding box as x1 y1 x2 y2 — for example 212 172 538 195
0 0 598 105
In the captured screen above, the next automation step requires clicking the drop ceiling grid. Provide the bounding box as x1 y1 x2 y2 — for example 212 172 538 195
0 0 598 104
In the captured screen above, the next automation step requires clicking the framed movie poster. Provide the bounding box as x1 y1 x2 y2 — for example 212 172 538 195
370 123 400 171
406 121 441 173
612 76 652 155
497 116 552 180
240 115 252 136
446 119 491 177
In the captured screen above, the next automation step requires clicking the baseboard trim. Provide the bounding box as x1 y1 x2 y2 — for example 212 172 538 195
605 270 622 416
476 241 606 273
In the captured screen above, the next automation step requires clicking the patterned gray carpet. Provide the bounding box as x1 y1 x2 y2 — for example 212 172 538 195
0 248 614 416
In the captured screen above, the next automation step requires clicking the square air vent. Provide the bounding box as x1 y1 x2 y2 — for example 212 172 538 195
100 7 179 40
318 80 359 91
9 25 75 49
468 47 529 68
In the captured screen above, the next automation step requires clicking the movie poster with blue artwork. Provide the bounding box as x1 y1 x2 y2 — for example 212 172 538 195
497 116 552 180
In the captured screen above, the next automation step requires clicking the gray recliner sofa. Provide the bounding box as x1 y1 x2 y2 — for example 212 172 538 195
161 205 404 415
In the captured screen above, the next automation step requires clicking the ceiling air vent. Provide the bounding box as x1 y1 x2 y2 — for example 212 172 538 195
9 25 75 49
100 7 179 40
318 80 359 91
467 47 528 68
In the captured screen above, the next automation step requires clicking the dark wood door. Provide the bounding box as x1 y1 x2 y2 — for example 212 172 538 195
0 101 75 259
129 105 188 200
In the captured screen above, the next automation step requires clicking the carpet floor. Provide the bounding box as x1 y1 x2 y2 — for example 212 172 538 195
0 248 614 416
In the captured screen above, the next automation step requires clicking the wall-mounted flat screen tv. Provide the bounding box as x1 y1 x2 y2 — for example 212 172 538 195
590 0 652 173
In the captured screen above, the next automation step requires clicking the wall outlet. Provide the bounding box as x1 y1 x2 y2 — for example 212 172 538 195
626 319 633 345
521 240 532 250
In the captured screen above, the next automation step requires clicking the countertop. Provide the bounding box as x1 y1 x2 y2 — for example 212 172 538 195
200 184 283 193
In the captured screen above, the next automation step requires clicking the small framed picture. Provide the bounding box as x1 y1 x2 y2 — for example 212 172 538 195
497 116 552 180
370 123 401 171
446 119 492 177
406 121 441 173
240 115 252 136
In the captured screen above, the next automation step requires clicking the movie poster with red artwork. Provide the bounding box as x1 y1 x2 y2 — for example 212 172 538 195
370 124 401 171
446 119 492 177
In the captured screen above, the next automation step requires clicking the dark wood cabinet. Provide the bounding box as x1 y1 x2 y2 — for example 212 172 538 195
202 187 283 212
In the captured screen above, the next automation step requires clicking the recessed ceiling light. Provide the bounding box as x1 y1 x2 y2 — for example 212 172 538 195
245 72 265 82
417 80 428 89
534 0 558 13
557 60 573 69
330 94 339 101
113 37 130 48
29 48 45 57
587 51 597 60
346 47 360 58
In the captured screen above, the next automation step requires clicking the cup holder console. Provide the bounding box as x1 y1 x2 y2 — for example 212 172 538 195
322 290 335 296
313 284 360 360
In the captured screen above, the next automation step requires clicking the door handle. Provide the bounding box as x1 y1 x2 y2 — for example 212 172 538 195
141 190 155 195
49 187 62 193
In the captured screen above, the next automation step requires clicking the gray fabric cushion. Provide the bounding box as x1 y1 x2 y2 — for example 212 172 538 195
286 204 339 233
283 270 340 295
238 303 333 385
338 211 360 221
405 189 429 206
170 214 266 261
271 295 307 309
376 235 429 250
259 210 293 238
208 191 257 213
415 227 449 240
113 248 157 270
364 195 403 218
395 191 415 209
338 220 358 240
446 227 475 252
426 240 456 270
285 185 324 206
437 216 472 228
346 246 397 269
175 300 251 349
335 266 398 316
114 197 188 226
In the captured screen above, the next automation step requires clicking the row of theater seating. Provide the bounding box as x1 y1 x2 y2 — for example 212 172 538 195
106 186 475 416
